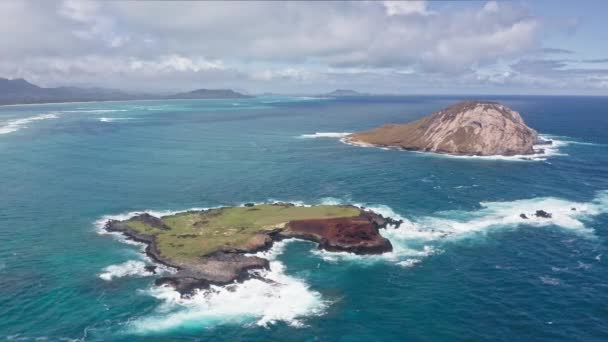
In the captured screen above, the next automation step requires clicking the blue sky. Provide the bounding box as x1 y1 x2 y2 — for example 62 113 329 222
0 0 606 95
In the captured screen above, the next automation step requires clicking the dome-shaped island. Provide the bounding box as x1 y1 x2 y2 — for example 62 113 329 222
347 100 550 156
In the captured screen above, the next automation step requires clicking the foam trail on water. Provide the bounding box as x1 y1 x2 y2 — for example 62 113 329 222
339 134 571 161
99 260 151 281
299 132 352 139
129 240 327 333
98 193 608 331
299 132 599 161
0 113 58 135
61 109 128 113
99 117 134 123
313 191 608 266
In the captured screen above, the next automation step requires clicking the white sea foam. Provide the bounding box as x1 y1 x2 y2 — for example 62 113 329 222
98 192 608 332
129 240 327 333
0 113 58 135
61 109 129 113
310 191 608 266
99 260 152 281
97 208 327 330
397 259 422 268
304 131 600 157
339 134 570 161
540 275 561 286
299 132 352 139
99 260 173 281
98 117 134 123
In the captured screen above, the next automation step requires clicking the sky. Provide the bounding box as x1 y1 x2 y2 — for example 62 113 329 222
0 0 607 95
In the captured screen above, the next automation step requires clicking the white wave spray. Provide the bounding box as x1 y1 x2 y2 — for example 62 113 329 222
313 191 608 266
0 113 58 135
300 131 594 161
129 240 328 333
98 117 133 123
299 132 352 139
99 260 152 281
97 191 608 332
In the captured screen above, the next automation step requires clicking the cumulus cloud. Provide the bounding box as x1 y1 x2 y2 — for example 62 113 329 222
0 0 602 94
382 1 431 16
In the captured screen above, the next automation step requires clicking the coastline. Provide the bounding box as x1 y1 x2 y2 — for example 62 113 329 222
339 135 558 161
102 203 402 295
0 96 260 108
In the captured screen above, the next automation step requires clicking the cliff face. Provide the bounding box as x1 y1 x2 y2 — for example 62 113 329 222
348 101 539 156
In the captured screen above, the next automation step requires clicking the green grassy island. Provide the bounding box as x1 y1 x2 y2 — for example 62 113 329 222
104 203 400 295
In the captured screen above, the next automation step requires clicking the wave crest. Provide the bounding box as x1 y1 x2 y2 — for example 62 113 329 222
0 113 58 135
313 191 608 265
99 260 151 281
129 240 327 333
299 132 352 138
99 117 133 123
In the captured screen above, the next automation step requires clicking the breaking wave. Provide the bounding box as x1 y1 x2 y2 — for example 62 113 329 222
129 240 327 333
340 134 571 161
99 260 151 281
61 109 128 113
98 117 134 123
99 260 173 281
299 132 352 139
299 131 597 161
97 191 608 332
0 113 58 135
313 191 608 266
95 209 327 332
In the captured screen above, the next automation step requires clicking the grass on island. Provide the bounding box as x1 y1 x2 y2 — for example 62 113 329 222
124 204 361 263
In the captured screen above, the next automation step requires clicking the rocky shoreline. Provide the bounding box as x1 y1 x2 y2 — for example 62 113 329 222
103 204 402 295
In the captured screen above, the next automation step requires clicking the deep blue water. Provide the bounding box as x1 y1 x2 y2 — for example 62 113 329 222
1 95 607 341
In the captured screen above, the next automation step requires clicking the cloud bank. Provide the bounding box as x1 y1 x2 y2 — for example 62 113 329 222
0 1 605 94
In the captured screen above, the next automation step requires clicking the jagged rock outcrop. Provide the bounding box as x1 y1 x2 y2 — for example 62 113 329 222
348 100 541 156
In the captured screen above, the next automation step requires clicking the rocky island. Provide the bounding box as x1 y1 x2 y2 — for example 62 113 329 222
347 100 548 156
104 203 399 295
166 88 251 99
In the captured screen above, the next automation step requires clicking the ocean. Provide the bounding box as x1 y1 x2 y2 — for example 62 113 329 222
1 95 607 341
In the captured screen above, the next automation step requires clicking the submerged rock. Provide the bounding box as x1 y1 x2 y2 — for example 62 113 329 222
520 213 529 219
347 100 540 156
534 210 552 218
144 265 157 274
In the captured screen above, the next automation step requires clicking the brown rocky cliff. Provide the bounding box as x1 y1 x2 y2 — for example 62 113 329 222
348 100 539 156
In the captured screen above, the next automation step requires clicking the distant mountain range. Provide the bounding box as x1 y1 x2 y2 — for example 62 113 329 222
0 78 251 105
166 88 251 99
0 78 140 105
319 89 368 97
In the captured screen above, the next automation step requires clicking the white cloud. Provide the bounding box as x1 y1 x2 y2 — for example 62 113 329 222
58 0 99 22
0 0 601 94
383 1 431 16
129 55 225 73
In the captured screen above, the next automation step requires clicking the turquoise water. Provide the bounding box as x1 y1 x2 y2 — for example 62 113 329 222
1 95 607 341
